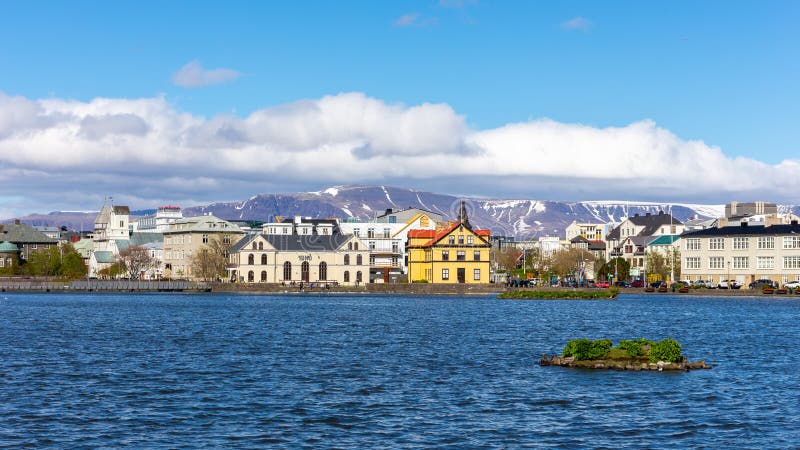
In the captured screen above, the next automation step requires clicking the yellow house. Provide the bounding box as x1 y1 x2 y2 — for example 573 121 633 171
407 201 491 284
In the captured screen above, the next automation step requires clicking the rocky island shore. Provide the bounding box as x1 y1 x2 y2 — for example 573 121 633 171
540 338 712 371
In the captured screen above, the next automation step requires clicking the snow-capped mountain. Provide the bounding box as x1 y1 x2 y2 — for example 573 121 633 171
13 185 791 238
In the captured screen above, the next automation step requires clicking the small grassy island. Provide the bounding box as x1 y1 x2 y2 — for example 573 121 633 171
540 338 712 371
499 287 619 300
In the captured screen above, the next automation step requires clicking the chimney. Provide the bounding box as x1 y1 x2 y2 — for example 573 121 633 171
385 208 392 216
741 222 748 227
645 213 651 216
792 220 799 226
659 210 664 215
634 213 640 217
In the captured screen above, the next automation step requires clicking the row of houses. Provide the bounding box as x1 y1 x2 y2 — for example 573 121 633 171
80 199 492 285
556 201 800 286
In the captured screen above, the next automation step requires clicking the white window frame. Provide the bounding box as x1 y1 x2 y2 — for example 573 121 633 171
709 257 724 269
686 238 701 251
709 238 725 250
733 237 749 250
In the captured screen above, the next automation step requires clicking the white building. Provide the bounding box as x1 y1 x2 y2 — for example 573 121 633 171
133 206 183 233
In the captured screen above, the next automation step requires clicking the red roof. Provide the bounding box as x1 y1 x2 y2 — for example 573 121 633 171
409 222 490 247
408 229 436 238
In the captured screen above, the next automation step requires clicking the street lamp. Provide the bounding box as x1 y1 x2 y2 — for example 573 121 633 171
727 260 731 289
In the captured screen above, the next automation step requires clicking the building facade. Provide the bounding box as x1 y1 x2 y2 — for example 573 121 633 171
228 233 370 285
134 206 183 232
681 222 800 287
406 202 491 284
162 215 244 279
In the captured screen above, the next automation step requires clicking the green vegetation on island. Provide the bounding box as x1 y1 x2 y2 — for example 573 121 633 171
540 338 711 371
498 287 619 300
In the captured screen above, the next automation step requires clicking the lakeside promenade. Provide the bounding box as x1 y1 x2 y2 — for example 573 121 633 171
1 279 797 297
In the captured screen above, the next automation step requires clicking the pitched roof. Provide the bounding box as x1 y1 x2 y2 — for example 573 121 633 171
113 206 130 215
0 223 58 244
608 212 682 240
648 235 681 246
588 240 606 251
408 222 490 247
94 251 115 263
0 241 19 252
682 223 800 238
263 233 353 252
165 215 243 233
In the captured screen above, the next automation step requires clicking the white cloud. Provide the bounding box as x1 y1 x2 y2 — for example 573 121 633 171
172 60 241 87
0 90 797 217
393 13 437 27
561 17 592 32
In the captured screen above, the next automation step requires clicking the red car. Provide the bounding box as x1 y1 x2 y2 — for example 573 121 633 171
596 281 610 288
631 280 645 288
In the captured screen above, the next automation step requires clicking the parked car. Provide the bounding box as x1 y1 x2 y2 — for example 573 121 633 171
749 279 777 289
717 279 742 289
784 280 800 289
631 280 644 288
693 279 715 288
596 281 610 288
649 281 666 288
615 280 631 288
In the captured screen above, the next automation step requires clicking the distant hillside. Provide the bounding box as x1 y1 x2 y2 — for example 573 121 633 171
9 185 793 239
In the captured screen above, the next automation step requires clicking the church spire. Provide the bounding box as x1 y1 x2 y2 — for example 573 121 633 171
458 200 471 228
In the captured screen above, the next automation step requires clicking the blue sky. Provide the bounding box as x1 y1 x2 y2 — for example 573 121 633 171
0 1 798 216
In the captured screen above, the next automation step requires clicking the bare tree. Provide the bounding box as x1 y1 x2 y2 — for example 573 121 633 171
494 247 522 272
118 245 155 279
549 248 596 279
190 235 234 281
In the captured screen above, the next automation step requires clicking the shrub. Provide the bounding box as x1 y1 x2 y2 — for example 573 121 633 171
412 279 429 283
563 338 612 360
616 340 644 357
649 338 682 363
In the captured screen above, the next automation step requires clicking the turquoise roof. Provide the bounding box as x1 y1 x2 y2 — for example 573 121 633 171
94 251 115 263
649 235 680 246
0 241 19 252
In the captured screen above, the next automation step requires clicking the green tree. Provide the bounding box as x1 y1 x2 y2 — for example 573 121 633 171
597 257 631 281
60 252 87 279
24 246 61 276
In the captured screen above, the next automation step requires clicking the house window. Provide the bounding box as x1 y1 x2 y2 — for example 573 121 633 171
757 256 774 270
344 254 350 265
686 238 701 251
223 235 231 245
369 241 376 250
348 242 352 250
258 242 263 250
248 254 254 265
733 237 749 250
252 242 257 249
709 257 724 269
383 228 390 238
441 251 449 261
392 256 398 266
319 262 327 281
392 242 399 253
354 242 359 251
473 251 481 261
733 256 748 269
356 271 363 283
261 254 267 265
685 257 701 269
367 228 375 238
344 271 350 282
467 236 474 245
757 237 774 249
261 271 267 282
709 238 725 250
369 255 375 265
783 236 800 249
248 271 254 282
448 236 455 245
283 261 292 281
458 236 464 245
204 234 210 244
356 254 363 265
457 251 465 261
783 256 800 269
353 228 360 237
442 268 449 280
474 269 481 281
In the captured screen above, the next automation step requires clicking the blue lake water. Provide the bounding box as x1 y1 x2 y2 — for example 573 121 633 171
1 293 799 448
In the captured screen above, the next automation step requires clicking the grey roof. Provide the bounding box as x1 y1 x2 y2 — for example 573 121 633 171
130 232 163 246
231 233 354 253
607 212 682 240
682 223 800 238
265 233 353 251
0 223 58 244
165 215 243 233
